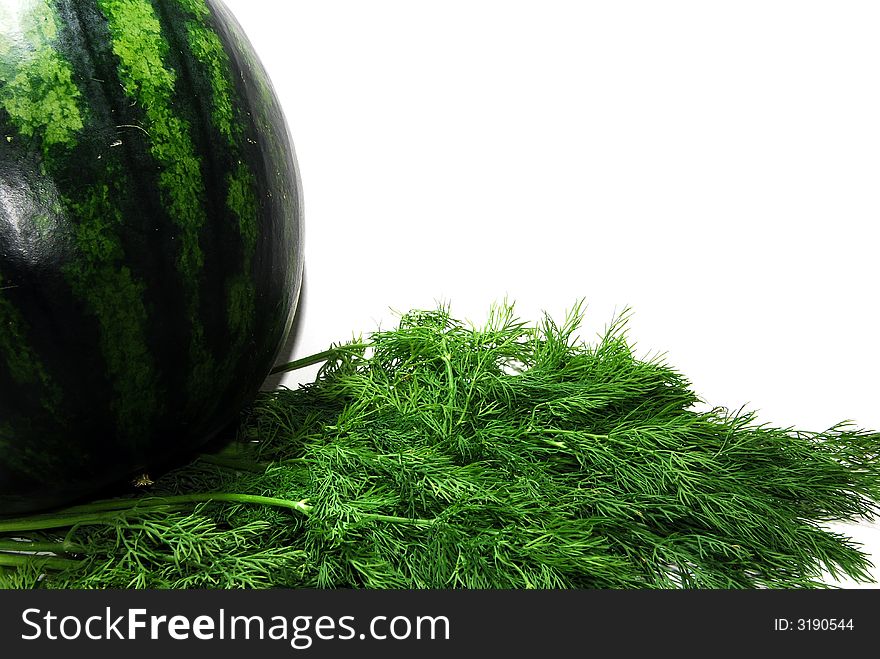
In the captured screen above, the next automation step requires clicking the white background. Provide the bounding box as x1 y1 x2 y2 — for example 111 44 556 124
225 0 880 586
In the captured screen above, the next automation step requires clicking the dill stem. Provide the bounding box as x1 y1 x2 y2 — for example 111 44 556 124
66 494 312 514
148 493 313 514
531 428 609 440
270 343 370 375
0 494 312 533
0 511 180 533
543 439 567 449
0 539 83 554
361 513 435 526
441 347 456 434
0 553 81 570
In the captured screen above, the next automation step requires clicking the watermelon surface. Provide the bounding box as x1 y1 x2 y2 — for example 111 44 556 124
0 0 304 514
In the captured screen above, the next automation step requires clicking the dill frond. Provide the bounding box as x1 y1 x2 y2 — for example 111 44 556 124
2 302 879 589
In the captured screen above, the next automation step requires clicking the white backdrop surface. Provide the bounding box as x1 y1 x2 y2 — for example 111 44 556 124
225 0 880 586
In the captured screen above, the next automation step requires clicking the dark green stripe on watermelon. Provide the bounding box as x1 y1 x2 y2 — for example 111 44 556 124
153 0 304 413
176 0 261 350
0 264 69 486
208 0 305 389
0 270 62 413
56 0 199 441
2 0 162 448
0 0 149 492
0 0 303 515
95 0 218 413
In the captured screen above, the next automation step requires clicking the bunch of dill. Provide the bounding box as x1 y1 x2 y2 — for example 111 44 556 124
1 302 879 589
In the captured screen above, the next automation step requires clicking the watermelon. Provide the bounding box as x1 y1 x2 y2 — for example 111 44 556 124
0 0 304 515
